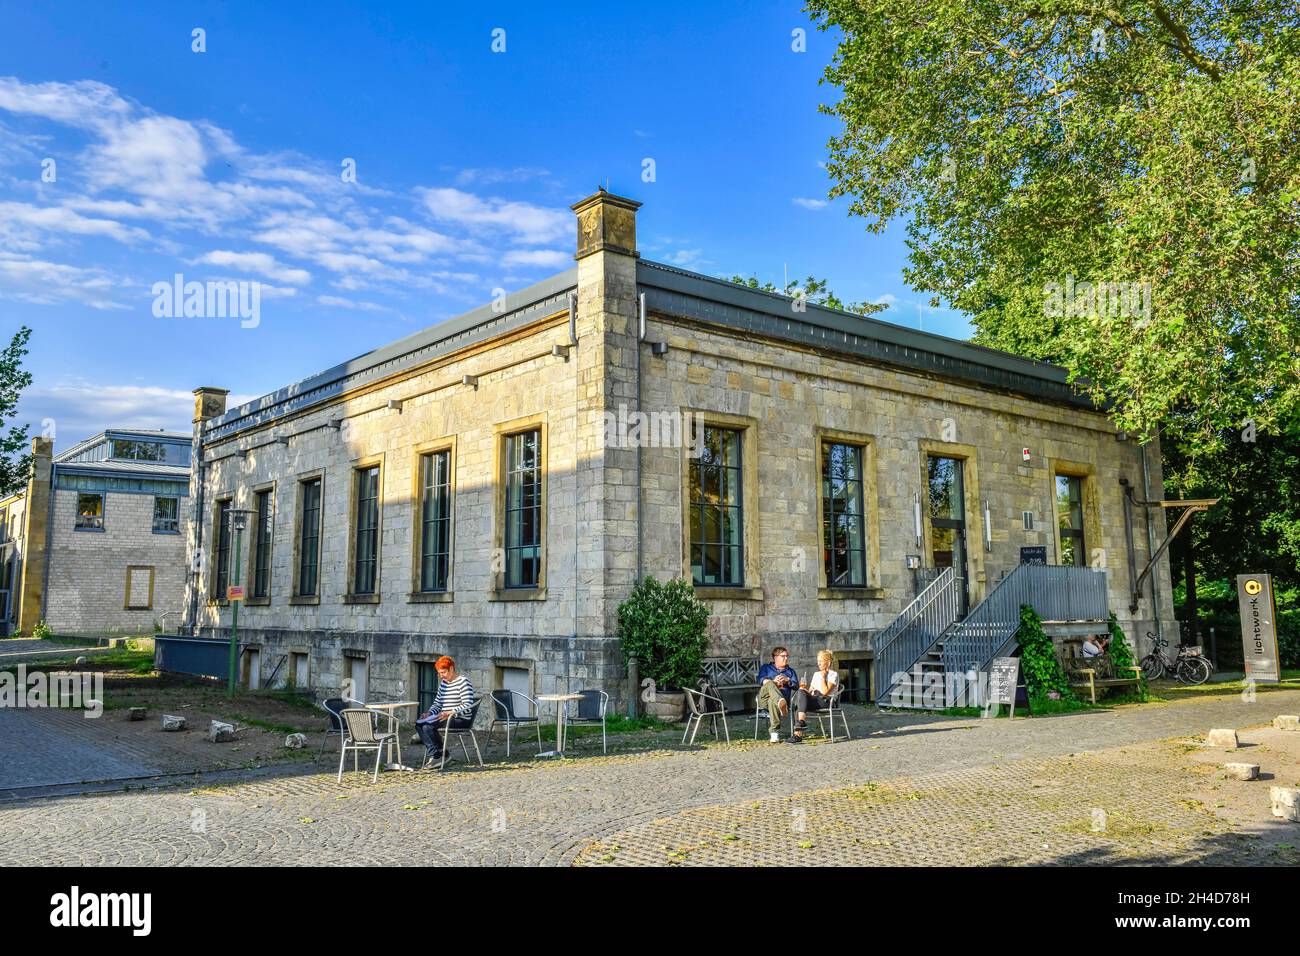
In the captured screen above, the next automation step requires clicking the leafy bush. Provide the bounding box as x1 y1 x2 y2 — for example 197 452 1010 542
616 576 710 691
1017 604 1074 706
31 620 52 641
1107 612 1136 670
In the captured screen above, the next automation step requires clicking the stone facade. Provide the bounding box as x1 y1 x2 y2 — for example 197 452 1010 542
184 189 1176 711
1 431 191 637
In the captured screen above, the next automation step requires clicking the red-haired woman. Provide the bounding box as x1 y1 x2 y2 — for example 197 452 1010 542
415 656 475 768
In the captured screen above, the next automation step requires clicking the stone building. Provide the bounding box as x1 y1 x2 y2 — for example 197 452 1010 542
1 429 192 637
182 189 1175 711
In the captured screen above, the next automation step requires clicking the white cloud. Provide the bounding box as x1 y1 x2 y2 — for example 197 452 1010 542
792 197 828 210
317 294 393 313
195 250 310 285
417 187 568 244
0 251 127 309
501 248 569 269
0 201 148 245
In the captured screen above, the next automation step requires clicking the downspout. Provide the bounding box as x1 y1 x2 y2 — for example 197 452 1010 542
39 459 54 624
636 292 645 584
1140 440 1162 643
188 429 206 637
569 291 579 686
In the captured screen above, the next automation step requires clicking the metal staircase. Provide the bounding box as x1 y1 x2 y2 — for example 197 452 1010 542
875 565 1110 709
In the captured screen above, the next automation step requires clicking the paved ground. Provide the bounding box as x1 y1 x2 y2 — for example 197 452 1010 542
0 638 101 662
0 707 161 789
1 687 1298 866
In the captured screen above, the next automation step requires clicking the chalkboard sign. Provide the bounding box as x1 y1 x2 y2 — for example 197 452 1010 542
1020 546 1047 565
987 657 1021 716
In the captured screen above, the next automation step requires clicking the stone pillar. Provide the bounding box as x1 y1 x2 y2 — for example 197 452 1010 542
16 437 53 635
184 387 229 634
571 189 642 647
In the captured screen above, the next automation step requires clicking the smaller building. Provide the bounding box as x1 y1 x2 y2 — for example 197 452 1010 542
0 429 192 637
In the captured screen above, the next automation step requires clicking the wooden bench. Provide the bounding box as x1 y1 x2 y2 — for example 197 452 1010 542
701 657 761 713
1057 639 1144 703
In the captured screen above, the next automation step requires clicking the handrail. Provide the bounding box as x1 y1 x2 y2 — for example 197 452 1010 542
874 567 960 705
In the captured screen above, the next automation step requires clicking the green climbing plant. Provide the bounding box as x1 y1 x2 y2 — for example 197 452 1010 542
1017 604 1074 705
1106 613 1136 671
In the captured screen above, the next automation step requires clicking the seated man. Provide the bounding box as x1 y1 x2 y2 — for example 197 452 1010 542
756 646 798 743
788 649 839 743
1081 634 1111 659
415 655 475 768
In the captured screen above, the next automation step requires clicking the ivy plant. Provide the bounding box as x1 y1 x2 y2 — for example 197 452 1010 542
1017 604 1074 705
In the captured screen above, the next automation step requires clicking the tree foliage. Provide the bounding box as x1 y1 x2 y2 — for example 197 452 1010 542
808 1 1300 457
0 327 33 497
728 274 886 317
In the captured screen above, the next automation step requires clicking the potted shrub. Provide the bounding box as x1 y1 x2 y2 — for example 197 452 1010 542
617 576 710 722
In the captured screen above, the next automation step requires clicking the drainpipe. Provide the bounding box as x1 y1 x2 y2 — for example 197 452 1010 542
39 459 54 624
636 292 645 584
1140 440 1161 645
188 444 205 636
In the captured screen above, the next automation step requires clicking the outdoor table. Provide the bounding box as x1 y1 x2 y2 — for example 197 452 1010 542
365 700 419 771
536 693 583 758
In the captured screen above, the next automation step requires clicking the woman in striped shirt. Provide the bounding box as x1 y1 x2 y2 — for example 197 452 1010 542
415 655 476 767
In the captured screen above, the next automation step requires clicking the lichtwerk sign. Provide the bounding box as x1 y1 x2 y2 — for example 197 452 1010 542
1235 573 1281 684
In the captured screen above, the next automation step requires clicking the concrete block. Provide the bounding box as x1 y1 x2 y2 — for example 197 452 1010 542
1205 728 1239 749
1273 715 1300 732
128 707 146 721
1223 763 1259 781
1270 787 1300 822
162 715 186 731
284 732 306 749
208 720 236 743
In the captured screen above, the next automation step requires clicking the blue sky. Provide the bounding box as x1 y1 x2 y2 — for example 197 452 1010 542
0 1 968 450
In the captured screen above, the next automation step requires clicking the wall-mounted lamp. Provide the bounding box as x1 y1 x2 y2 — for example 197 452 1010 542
650 341 669 357
327 418 342 430
551 344 570 361
1115 431 1129 442
386 398 404 412
461 374 479 389
913 491 923 549
982 499 992 552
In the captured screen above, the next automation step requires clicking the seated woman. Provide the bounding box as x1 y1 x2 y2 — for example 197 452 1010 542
415 655 475 768
788 649 839 744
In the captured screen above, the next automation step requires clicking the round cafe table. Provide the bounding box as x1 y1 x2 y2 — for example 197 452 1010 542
535 693 583 758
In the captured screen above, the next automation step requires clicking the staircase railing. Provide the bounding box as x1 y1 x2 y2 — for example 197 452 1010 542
873 567 960 705
940 565 1109 678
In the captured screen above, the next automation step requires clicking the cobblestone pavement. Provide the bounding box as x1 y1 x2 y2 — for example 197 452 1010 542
1 688 1297 866
0 638 100 662
0 708 161 789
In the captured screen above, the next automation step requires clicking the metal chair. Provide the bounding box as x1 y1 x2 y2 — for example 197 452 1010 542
805 682 851 742
488 689 542 757
564 689 609 754
752 681 796 739
337 708 398 783
683 684 730 745
435 697 484 770
316 696 363 761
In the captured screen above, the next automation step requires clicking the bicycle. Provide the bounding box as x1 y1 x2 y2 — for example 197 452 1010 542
1139 633 1211 685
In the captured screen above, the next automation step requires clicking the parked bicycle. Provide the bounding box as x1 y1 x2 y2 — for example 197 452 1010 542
1139 633 1211 685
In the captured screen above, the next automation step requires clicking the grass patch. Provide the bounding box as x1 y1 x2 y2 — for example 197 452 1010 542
0 647 156 676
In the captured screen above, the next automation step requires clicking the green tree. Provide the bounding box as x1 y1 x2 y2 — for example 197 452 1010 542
0 328 33 496
616 576 711 690
728 274 886 317
807 2 1299 457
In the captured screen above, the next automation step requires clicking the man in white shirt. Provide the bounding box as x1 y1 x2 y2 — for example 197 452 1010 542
1081 635 1110 658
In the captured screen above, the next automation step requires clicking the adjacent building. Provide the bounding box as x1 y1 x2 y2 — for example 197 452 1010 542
1 429 192 637
182 189 1176 711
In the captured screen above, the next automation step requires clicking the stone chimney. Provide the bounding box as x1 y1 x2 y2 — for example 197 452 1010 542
570 189 642 659
17 436 53 635
193 386 230 425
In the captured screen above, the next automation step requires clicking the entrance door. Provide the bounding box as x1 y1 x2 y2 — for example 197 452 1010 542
928 456 969 616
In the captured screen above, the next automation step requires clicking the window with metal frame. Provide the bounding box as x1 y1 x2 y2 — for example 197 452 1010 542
75 493 104 530
1056 474 1086 567
504 430 541 588
419 450 452 592
417 661 441 714
252 489 273 598
822 441 867 587
297 479 321 597
213 499 231 598
689 426 743 586
152 496 179 533
353 466 380 594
